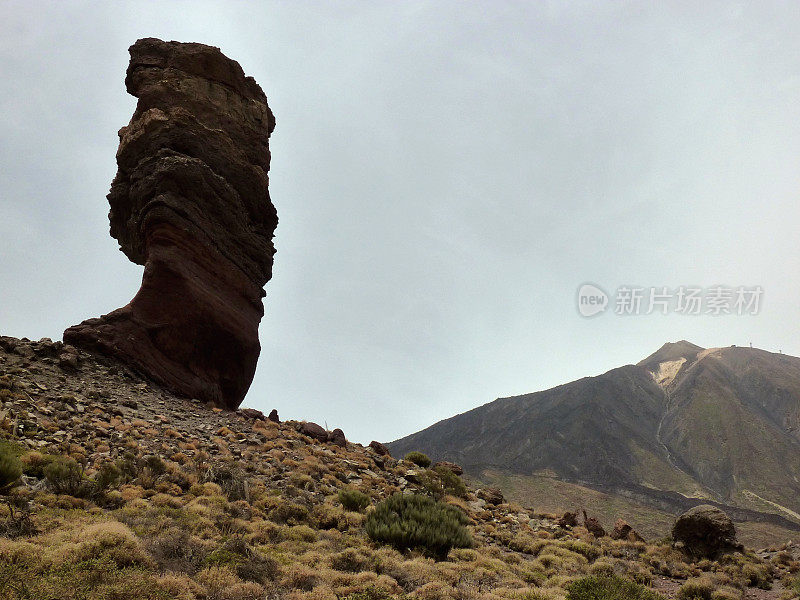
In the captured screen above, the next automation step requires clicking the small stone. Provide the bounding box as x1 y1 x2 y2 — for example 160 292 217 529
58 347 80 371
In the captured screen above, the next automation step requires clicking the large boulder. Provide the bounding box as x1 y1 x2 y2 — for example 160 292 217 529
672 505 742 559
298 422 328 442
64 38 277 409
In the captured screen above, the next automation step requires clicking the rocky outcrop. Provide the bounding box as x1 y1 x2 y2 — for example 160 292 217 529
583 510 607 538
672 505 742 559
298 422 328 443
433 461 464 476
64 38 277 410
611 518 644 542
328 428 347 448
557 511 579 528
369 441 391 457
477 487 504 506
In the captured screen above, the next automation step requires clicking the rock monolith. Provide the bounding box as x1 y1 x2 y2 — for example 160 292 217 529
65 38 277 409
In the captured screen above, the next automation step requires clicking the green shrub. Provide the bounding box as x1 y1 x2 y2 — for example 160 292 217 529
419 466 468 500
44 456 85 496
365 493 472 560
139 455 166 488
94 462 122 493
404 451 432 468
339 487 370 511
0 448 22 494
567 575 664 600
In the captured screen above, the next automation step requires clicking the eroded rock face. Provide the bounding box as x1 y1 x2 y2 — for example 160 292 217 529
64 38 277 409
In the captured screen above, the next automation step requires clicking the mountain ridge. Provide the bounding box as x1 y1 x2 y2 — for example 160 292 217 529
387 342 800 533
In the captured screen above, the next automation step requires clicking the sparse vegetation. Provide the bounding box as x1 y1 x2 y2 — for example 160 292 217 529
0 336 793 600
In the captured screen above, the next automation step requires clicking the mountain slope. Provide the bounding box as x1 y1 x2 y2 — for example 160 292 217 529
388 342 800 527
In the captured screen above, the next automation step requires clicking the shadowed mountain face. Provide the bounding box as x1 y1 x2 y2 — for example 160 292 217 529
388 342 800 524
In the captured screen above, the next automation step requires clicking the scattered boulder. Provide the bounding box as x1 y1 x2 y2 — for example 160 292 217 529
239 408 264 420
403 469 423 484
433 461 463 476
557 511 579 528
611 518 645 542
368 441 391 457
63 38 278 410
268 409 280 423
57 346 80 371
298 422 328 442
328 428 347 448
583 510 606 537
477 487 504 506
672 505 742 559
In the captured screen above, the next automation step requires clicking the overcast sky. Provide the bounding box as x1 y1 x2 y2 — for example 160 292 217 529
1 1 799 444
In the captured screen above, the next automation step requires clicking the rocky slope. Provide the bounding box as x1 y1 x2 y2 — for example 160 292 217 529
388 342 800 535
64 38 278 410
1 335 798 600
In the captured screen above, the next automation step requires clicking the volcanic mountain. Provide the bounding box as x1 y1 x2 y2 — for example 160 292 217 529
388 342 800 536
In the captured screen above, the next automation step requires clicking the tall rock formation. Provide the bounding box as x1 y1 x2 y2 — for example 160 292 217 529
64 38 277 409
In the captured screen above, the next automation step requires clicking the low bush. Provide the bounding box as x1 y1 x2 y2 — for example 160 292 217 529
418 466 468 500
205 538 279 584
94 462 122 493
44 456 85 496
339 487 370 511
567 575 663 600
404 451 432 468
19 451 54 478
365 493 472 560
676 577 714 600
206 463 248 501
